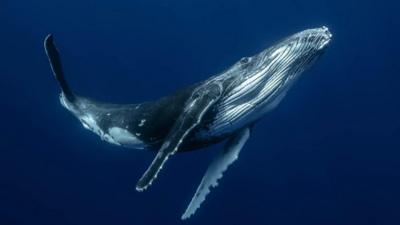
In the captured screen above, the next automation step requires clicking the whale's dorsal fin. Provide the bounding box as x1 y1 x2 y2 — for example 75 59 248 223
135 82 223 191
181 127 250 219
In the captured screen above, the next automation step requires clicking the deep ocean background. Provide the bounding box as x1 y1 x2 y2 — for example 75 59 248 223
1 0 400 224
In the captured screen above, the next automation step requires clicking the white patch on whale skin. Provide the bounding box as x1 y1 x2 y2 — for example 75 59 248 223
59 94 145 149
108 127 145 149
138 119 146 127
60 93 75 113
80 115 101 134
80 114 120 146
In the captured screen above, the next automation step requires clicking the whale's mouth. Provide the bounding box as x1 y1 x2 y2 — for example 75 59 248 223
318 26 332 50
298 26 332 51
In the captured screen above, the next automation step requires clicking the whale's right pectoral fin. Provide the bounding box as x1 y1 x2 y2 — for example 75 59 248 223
181 127 250 219
135 82 223 192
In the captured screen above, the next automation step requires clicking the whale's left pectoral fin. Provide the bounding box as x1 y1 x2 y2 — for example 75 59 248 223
136 82 223 192
181 127 250 220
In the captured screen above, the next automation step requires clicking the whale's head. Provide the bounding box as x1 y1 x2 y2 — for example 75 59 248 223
228 26 332 84
208 27 332 137
257 26 332 76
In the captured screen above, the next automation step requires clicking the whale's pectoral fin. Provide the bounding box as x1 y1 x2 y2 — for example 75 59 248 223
181 127 250 220
135 82 223 192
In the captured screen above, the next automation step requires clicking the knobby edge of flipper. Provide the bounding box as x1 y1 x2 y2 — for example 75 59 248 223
135 82 223 192
181 127 251 220
44 34 76 102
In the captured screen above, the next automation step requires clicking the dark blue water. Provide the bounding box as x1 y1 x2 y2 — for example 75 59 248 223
1 0 399 224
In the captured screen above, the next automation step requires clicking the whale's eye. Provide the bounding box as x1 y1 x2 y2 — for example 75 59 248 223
240 57 250 64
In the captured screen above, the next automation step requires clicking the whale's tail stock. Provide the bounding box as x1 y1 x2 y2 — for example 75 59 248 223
44 34 76 103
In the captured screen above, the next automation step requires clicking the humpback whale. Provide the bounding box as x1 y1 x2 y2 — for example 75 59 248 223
44 26 332 219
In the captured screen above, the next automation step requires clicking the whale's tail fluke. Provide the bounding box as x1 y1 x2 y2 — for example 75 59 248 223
44 34 76 102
